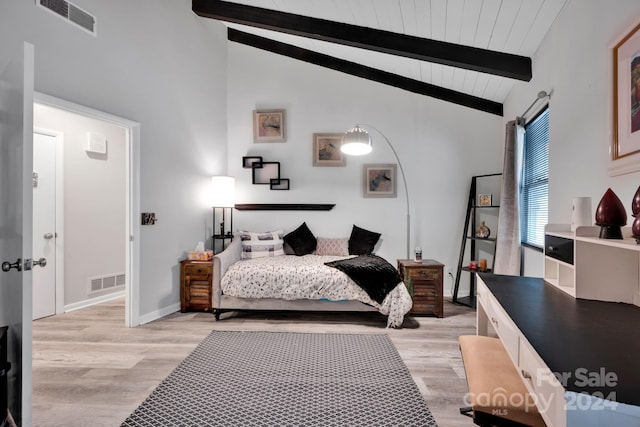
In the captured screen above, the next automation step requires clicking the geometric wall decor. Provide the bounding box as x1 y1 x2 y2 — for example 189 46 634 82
242 156 290 190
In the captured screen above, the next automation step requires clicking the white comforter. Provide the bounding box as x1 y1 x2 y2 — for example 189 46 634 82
221 254 413 327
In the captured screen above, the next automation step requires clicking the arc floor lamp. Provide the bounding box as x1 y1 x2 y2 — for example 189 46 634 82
342 125 411 259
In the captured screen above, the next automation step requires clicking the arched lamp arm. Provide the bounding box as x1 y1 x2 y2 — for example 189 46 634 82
357 124 411 259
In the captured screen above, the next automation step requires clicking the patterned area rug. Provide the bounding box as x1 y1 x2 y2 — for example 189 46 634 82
122 331 438 426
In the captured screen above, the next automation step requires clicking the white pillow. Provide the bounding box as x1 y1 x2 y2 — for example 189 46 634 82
239 230 285 259
315 237 349 256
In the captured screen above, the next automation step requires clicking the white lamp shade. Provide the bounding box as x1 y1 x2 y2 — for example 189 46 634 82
211 176 235 207
341 125 373 155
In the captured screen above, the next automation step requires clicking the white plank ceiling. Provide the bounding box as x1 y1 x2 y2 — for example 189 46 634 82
216 0 568 105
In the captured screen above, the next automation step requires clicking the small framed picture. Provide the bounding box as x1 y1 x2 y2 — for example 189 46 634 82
478 194 492 207
363 164 397 198
253 109 286 142
313 133 346 166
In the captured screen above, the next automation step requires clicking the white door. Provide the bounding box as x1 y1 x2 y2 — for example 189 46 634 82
0 42 35 426
32 131 57 320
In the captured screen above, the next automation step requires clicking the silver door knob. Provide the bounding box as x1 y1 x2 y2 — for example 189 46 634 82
44 233 54 240
32 258 47 268
1 258 22 272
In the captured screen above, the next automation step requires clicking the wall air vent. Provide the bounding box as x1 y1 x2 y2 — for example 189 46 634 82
38 0 97 35
88 273 126 295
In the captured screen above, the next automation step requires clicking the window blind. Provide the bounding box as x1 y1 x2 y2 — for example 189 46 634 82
521 108 549 248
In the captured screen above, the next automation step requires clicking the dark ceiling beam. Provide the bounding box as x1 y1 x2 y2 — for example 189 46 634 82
193 0 532 81
228 29 503 116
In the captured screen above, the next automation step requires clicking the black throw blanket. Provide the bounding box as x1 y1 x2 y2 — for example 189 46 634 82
325 255 402 304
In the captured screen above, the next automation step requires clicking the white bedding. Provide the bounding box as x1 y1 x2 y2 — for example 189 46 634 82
221 254 413 327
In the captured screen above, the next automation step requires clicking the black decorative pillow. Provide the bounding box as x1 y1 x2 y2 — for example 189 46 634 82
283 241 296 255
348 225 381 255
283 222 317 256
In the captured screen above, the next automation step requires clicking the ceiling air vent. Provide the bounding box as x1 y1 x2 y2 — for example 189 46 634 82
38 0 96 35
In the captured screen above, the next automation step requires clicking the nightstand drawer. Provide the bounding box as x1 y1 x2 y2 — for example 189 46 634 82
407 268 440 281
184 265 211 276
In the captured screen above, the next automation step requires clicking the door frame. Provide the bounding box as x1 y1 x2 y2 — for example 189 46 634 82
33 127 64 316
33 92 141 327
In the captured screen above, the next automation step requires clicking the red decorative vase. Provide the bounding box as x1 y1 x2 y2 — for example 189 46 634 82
633 185 640 217
595 188 627 239
633 216 640 242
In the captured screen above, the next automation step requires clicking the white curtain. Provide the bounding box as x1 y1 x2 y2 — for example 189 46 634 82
494 119 525 275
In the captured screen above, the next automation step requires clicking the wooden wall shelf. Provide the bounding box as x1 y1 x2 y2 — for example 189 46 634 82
234 203 335 211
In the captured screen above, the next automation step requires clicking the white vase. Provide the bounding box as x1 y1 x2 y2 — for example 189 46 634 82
571 197 592 232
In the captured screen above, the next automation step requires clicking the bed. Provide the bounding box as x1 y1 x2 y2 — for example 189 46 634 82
211 225 413 327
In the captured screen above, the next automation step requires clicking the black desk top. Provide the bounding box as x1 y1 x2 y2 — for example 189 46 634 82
479 273 640 406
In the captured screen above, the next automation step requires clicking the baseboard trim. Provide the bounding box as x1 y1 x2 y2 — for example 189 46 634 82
138 303 181 325
64 291 126 313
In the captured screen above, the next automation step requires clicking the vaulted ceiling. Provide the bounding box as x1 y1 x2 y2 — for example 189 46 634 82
193 0 568 116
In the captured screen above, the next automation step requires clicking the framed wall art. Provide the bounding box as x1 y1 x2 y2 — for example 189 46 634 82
613 21 640 160
253 109 286 142
478 194 492 207
312 133 346 166
362 164 397 198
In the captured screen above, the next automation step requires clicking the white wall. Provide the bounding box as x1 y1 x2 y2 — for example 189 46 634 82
34 104 126 305
505 0 640 275
0 0 228 319
227 43 503 296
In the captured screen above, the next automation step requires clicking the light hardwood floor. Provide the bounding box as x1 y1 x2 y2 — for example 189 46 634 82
32 298 477 427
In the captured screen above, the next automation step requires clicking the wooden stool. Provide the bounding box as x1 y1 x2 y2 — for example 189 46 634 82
458 335 546 427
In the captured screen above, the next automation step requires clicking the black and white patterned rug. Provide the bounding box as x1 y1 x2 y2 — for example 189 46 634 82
122 331 438 426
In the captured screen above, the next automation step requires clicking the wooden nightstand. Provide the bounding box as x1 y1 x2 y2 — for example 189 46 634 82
397 259 444 318
180 259 213 312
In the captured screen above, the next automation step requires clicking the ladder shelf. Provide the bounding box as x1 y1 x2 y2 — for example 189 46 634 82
452 173 502 307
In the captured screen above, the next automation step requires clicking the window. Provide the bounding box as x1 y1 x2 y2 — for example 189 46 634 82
520 107 549 248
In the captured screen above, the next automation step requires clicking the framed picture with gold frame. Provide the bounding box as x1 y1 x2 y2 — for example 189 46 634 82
613 21 640 160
